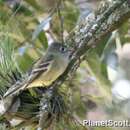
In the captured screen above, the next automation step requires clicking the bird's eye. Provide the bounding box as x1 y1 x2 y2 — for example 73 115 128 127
60 47 66 52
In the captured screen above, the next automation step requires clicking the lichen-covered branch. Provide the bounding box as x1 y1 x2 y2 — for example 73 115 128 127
53 0 130 87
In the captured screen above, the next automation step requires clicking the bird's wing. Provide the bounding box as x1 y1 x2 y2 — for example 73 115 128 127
4 54 54 98
26 54 54 86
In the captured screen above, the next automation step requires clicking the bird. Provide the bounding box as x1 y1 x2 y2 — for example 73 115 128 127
4 42 71 98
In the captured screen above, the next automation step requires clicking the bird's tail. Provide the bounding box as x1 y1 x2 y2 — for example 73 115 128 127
4 82 27 98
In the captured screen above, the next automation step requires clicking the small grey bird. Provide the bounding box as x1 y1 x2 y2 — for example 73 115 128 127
4 42 71 98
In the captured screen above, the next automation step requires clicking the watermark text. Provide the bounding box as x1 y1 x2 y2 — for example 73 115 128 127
83 120 130 127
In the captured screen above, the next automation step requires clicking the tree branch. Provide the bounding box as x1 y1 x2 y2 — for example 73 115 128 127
53 0 130 88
